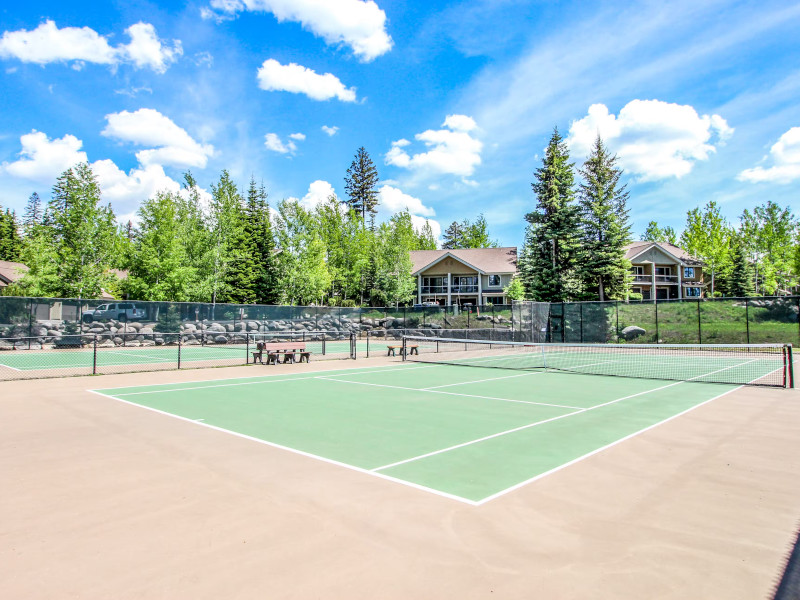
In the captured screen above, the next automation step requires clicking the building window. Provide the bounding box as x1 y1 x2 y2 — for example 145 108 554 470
655 266 672 276
683 267 694 278
685 287 701 297
631 266 644 275
488 275 501 287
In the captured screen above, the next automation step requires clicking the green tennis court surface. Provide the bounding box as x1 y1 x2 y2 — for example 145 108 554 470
0 340 355 371
90 360 768 504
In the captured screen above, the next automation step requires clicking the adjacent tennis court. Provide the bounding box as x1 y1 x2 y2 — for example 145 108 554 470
91 340 789 504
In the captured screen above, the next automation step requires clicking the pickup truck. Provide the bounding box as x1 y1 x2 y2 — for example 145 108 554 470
82 303 146 323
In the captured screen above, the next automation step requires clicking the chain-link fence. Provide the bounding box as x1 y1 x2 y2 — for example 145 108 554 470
0 330 357 381
512 297 800 346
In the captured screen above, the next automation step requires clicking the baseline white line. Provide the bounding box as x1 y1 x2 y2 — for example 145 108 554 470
474 384 747 505
315 376 584 410
86 389 479 506
372 358 763 476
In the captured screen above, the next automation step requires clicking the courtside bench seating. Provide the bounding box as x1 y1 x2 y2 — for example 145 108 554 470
252 341 311 365
387 344 419 357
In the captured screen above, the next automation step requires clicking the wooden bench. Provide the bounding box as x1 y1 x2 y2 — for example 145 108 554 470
386 344 419 357
253 341 311 365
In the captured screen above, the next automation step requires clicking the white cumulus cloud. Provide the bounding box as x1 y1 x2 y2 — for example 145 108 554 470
738 126 800 184
0 20 181 73
385 114 483 178
206 0 392 61
257 59 356 102
567 100 734 181
322 125 339 136
288 132 306 141
378 184 435 217
288 179 337 211
1 130 88 181
264 133 297 154
101 108 213 169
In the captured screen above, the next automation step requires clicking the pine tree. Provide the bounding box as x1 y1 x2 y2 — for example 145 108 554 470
22 192 42 234
0 208 23 261
728 241 754 297
442 221 465 249
519 128 583 301
344 147 380 224
245 178 280 304
577 136 632 300
211 171 253 304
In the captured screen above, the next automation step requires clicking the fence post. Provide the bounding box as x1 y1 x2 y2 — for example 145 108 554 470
28 298 33 349
745 299 750 345
654 300 659 344
615 301 620 343
697 300 702 344
177 334 182 369
93 335 97 375
580 303 584 343
562 302 565 343
246 333 250 365
366 331 370 358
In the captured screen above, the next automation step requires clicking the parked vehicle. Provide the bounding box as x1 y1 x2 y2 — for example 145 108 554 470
82 303 146 323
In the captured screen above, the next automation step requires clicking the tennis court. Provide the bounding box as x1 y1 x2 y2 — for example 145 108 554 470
0 338 356 374
91 339 791 504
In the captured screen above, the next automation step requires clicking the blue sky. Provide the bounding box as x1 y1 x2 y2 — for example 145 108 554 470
1 0 799 247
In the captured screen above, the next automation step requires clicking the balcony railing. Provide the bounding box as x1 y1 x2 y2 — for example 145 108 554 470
655 275 678 283
420 286 447 294
451 285 478 293
631 274 651 283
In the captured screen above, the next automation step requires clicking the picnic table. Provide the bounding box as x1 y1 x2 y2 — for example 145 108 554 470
386 344 419 357
253 341 311 365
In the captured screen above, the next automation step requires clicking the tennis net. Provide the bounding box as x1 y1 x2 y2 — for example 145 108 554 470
401 336 794 388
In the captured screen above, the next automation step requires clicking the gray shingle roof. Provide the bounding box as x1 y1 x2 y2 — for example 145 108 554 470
410 247 518 274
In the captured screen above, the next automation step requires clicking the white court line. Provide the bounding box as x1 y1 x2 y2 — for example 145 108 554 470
421 359 616 390
101 364 439 396
315 376 584 410
370 358 762 474
86 389 480 506
0 362 23 371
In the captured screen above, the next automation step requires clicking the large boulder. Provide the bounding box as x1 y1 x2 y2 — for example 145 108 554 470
214 335 229 344
620 325 646 341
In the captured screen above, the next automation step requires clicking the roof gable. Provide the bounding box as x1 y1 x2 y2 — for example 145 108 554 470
410 247 518 275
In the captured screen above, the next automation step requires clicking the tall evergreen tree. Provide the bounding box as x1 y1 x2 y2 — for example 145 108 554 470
0 208 23 261
344 147 380 224
728 241 754 297
519 128 583 301
245 178 280 304
22 192 42 234
207 171 252 303
442 221 465 249
577 136 632 300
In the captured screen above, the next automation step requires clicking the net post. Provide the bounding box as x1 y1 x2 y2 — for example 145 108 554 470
322 334 326 355
745 299 750 345
366 331 370 358
402 337 407 361
788 345 794 388
177 333 182 369
92 334 97 375
351 332 356 359
246 333 250 364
